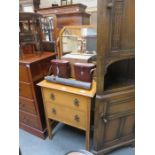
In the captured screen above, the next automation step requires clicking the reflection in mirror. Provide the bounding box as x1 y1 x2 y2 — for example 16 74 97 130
41 17 54 41
60 26 97 56
59 26 97 78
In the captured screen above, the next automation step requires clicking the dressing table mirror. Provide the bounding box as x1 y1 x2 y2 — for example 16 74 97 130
57 25 97 77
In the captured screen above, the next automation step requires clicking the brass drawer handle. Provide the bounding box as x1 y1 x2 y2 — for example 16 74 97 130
74 115 80 122
73 98 80 106
50 93 55 100
52 108 56 114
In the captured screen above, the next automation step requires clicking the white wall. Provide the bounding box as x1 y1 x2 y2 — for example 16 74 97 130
73 0 97 8
40 0 97 9
40 0 55 8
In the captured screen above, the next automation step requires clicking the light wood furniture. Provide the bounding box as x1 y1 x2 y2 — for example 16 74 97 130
57 25 97 78
92 0 135 155
19 52 56 138
37 80 96 150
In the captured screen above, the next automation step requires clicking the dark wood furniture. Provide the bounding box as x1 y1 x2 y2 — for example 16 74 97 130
92 0 135 154
19 12 43 57
37 4 90 41
19 52 56 138
19 12 57 138
33 0 40 12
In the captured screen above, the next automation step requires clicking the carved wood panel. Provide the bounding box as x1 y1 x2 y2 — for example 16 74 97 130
111 0 124 50
109 0 135 52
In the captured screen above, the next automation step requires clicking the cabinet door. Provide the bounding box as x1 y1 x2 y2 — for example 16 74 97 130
93 91 135 151
98 0 135 55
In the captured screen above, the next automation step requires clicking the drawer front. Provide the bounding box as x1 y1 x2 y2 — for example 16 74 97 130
19 64 30 82
19 111 41 129
43 88 88 112
107 98 135 115
19 97 37 114
46 103 86 130
19 82 34 99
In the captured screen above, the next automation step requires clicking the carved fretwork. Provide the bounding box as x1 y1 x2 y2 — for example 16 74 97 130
111 0 124 50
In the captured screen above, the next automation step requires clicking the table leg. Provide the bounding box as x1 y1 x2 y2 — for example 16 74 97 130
47 118 52 139
85 129 90 150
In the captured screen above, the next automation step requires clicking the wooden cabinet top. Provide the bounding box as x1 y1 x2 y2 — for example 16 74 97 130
19 52 57 64
37 4 87 15
38 80 96 98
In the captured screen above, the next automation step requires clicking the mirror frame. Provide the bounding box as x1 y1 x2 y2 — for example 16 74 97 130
57 25 96 59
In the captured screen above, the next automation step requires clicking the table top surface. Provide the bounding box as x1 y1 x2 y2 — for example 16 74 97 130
19 52 57 64
37 79 96 98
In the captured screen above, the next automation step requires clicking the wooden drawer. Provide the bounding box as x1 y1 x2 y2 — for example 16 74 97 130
42 88 88 112
19 111 41 129
19 64 30 82
46 103 86 130
19 97 37 114
19 82 34 99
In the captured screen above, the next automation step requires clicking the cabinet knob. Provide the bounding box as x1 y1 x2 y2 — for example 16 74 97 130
100 112 108 124
103 118 108 123
50 93 55 100
73 98 80 106
52 108 56 114
74 115 80 122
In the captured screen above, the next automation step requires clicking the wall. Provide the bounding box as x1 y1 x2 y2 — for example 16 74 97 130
40 0 97 10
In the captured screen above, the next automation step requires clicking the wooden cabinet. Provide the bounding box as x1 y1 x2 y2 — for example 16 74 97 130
38 80 96 150
37 4 90 41
92 0 135 154
19 52 56 138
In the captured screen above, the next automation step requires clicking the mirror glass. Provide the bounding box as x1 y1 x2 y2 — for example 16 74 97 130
61 27 96 55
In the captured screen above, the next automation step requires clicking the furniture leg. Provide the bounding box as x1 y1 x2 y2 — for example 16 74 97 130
85 129 90 150
47 118 52 139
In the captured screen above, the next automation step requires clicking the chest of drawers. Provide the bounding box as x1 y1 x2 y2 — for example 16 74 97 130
19 52 56 138
38 80 96 149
